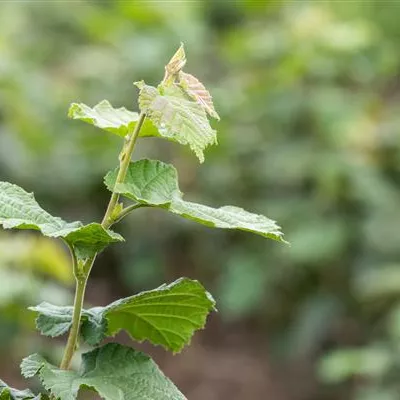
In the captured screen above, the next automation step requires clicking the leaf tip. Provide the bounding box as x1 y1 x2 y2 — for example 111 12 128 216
134 80 145 90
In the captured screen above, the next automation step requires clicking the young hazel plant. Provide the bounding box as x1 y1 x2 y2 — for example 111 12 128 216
0 45 286 399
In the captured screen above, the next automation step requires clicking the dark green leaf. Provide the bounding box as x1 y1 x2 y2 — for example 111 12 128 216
21 343 186 400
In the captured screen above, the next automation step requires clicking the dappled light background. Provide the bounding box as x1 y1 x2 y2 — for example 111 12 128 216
1 1 400 399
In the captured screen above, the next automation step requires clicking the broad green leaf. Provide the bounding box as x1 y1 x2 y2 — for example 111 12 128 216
104 277 215 352
68 100 158 138
106 157 180 206
178 71 220 120
105 159 286 243
21 343 186 400
0 379 35 400
0 182 123 258
135 82 217 163
30 278 215 353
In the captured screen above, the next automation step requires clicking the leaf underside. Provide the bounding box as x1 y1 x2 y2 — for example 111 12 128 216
30 278 215 353
68 100 158 138
21 343 186 400
104 159 286 243
0 182 123 258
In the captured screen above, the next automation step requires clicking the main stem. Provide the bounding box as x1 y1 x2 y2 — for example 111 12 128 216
59 112 146 370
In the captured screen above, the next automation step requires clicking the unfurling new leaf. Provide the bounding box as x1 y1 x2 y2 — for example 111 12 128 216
164 43 186 83
135 82 217 163
30 278 216 352
21 343 186 400
178 71 220 120
105 159 286 243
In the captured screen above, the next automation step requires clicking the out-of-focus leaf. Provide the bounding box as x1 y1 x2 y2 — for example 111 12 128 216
354 265 400 299
0 234 72 283
318 347 392 383
0 379 35 400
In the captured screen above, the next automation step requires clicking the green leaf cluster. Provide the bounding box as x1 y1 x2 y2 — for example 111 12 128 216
30 278 215 352
0 43 285 400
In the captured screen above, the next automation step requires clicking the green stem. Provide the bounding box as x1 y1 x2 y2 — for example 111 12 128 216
59 112 147 370
101 112 146 229
59 276 86 370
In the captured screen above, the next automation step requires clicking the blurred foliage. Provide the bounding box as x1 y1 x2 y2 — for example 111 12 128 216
0 1 400 399
0 233 72 382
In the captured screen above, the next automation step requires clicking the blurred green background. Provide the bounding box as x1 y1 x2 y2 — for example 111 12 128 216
1 1 400 399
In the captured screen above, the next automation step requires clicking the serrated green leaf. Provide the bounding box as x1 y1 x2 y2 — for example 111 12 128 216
0 379 35 400
30 278 215 352
104 277 215 352
178 71 220 120
21 343 186 400
68 100 158 138
105 159 286 242
0 182 123 258
106 157 180 206
136 83 217 163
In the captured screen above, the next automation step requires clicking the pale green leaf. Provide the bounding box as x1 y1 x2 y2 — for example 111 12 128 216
178 71 220 120
29 303 73 338
68 100 158 138
21 343 186 400
318 347 392 383
29 278 215 353
0 379 35 400
0 182 123 257
136 83 217 163
105 159 286 242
